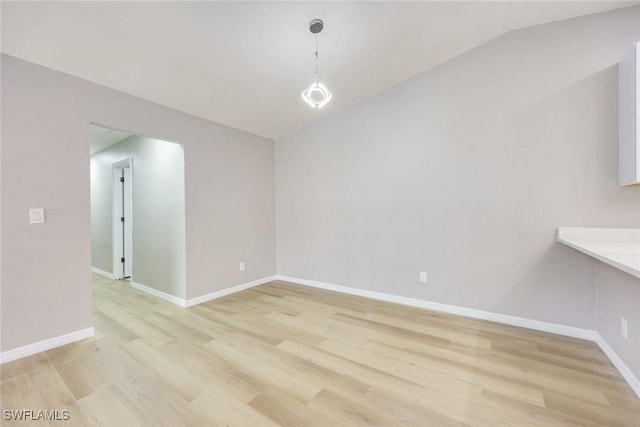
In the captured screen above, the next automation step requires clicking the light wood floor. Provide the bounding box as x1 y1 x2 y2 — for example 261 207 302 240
2 275 639 426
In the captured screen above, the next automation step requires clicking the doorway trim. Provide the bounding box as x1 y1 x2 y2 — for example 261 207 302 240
112 158 133 280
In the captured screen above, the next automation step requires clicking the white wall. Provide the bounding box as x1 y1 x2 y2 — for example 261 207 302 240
90 135 186 298
1 54 275 352
276 6 640 329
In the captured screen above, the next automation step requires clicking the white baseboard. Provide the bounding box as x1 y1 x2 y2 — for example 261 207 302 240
275 274 640 399
185 275 277 307
594 334 640 398
91 267 114 280
0 327 95 365
131 281 187 307
130 276 278 308
276 275 595 340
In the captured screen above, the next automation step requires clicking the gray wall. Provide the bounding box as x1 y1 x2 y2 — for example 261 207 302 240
90 135 186 298
90 147 114 274
1 54 275 352
276 7 640 329
596 264 640 380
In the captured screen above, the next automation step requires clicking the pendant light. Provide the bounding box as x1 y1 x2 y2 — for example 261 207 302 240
301 19 332 109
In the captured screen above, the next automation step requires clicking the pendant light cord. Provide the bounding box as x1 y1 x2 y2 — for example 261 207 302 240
315 34 319 84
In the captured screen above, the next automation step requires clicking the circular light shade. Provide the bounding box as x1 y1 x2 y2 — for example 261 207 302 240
302 82 332 109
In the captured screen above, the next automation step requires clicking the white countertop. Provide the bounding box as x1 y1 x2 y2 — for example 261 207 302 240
557 227 640 279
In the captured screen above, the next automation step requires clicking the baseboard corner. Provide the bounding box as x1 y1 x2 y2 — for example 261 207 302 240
185 275 277 307
130 281 187 307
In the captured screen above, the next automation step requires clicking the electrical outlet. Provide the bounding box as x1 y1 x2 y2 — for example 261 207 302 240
622 317 628 340
419 272 428 284
29 208 45 224
239 262 245 272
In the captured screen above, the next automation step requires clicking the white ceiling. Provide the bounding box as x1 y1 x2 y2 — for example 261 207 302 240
2 1 637 139
89 124 132 155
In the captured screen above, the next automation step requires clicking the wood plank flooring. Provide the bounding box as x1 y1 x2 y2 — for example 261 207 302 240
2 275 639 426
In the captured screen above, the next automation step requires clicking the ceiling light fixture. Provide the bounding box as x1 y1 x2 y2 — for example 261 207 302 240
301 19 332 109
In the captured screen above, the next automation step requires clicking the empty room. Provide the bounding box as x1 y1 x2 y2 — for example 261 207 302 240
2 1 640 426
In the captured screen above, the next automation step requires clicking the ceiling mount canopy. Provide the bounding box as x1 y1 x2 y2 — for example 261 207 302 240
301 18 332 109
309 18 324 34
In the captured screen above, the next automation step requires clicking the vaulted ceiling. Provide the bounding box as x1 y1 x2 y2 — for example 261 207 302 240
2 1 637 139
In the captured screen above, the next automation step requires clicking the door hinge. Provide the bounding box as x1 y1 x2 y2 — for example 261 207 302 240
120 216 125 223
120 177 125 183
121 257 125 263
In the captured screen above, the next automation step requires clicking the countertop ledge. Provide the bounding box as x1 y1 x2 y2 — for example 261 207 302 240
557 227 640 279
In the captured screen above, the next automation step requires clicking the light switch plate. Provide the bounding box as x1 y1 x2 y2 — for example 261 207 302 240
29 208 45 224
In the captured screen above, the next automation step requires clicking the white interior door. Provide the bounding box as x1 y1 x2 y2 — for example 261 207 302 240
122 166 132 278
113 159 133 280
